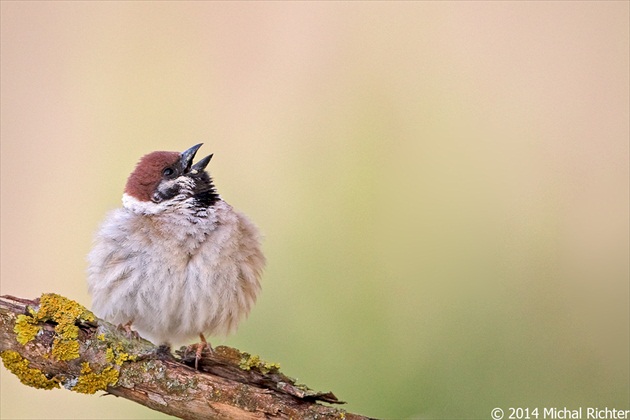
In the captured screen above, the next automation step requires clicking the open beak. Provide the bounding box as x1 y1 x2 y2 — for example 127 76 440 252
180 143 213 173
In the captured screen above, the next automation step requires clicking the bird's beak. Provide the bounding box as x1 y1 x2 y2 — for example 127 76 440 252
191 153 213 172
180 143 213 174
180 143 203 171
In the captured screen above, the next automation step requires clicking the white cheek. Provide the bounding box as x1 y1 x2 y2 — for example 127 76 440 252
122 193 165 215
156 178 179 194
158 177 194 194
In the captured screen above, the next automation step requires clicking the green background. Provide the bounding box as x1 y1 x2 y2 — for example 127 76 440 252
1 2 628 419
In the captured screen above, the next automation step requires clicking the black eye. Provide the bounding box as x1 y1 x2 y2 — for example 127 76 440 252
162 167 175 178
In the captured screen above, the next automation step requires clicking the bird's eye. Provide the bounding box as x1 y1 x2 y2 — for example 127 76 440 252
162 167 175 178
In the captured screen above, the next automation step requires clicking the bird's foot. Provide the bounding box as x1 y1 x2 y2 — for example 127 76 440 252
195 334 214 370
155 344 175 361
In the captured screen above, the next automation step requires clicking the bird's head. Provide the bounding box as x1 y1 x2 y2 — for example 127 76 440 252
123 144 219 215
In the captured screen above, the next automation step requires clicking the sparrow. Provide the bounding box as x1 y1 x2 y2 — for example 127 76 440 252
87 144 264 366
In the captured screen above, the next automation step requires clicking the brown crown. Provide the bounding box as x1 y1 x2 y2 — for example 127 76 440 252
124 151 180 202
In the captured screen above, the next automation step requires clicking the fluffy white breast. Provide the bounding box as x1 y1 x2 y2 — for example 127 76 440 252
87 199 264 345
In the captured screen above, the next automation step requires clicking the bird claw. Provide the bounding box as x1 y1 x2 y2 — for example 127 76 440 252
194 334 214 370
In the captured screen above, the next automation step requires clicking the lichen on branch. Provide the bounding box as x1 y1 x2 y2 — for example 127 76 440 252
0 294 370 420
1 350 60 390
3 293 138 394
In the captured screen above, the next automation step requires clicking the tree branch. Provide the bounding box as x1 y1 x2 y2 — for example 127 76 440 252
0 294 370 419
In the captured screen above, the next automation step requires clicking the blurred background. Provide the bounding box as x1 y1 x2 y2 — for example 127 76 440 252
1 2 628 419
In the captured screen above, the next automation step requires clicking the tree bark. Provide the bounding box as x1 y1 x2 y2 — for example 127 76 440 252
0 294 371 420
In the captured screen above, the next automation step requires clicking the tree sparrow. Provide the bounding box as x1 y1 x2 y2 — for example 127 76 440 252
88 144 264 366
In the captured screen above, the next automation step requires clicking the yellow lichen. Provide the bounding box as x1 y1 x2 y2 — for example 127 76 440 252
0 351 60 390
238 353 280 374
7 294 137 395
105 347 115 363
73 362 119 394
14 314 40 345
14 293 95 362
115 342 136 364
37 293 95 322
36 294 94 344
103 341 136 366
115 351 135 365
51 338 80 361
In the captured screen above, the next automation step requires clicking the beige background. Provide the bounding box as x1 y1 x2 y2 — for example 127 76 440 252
1 2 628 419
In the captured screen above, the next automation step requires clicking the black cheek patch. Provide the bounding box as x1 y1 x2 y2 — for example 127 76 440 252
153 182 183 203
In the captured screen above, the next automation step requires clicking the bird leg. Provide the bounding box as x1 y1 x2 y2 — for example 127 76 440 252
118 320 139 339
195 333 214 370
